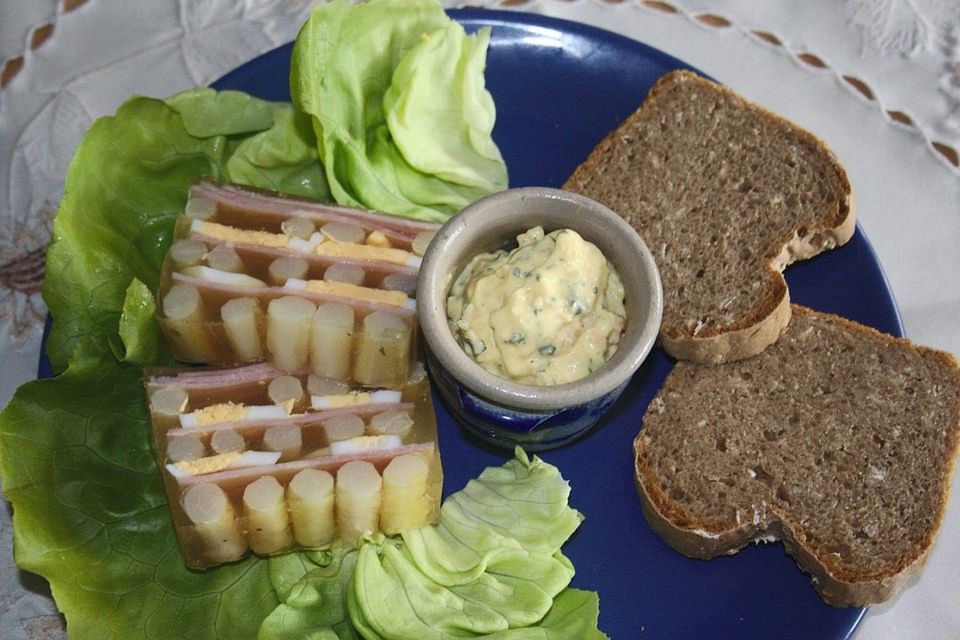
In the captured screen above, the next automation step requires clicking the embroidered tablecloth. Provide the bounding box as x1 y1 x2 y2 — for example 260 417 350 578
2 1 958 638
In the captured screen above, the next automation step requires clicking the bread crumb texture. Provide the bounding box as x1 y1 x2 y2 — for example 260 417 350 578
634 306 960 604
565 71 853 362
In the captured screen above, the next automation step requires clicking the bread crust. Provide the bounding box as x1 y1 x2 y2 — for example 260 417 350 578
565 71 856 364
658 276 791 364
633 306 960 607
634 455 935 607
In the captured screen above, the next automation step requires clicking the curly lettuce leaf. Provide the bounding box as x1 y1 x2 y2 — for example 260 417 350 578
0 340 280 639
290 0 507 222
165 89 329 199
492 589 607 640
399 449 583 586
350 586 606 640
257 451 605 639
259 549 362 640
433 448 584 555
385 22 504 191
352 544 577 637
44 96 213 372
347 451 599 639
226 106 331 199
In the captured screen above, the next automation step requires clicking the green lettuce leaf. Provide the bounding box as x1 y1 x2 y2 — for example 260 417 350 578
117 278 169 366
0 341 281 639
399 449 582 586
43 90 323 373
486 589 608 640
226 106 331 200
385 22 504 191
352 544 577 638
290 0 507 222
1 86 331 639
44 96 214 372
259 548 362 640
348 587 605 640
166 88 277 136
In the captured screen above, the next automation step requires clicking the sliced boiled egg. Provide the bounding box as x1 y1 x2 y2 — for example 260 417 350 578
179 403 290 428
165 450 282 478
310 390 402 410
181 265 266 288
283 278 413 309
315 242 421 268
288 231 325 253
328 435 402 455
191 220 289 248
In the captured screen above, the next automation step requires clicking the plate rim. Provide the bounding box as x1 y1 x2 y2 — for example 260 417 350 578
32 8 899 640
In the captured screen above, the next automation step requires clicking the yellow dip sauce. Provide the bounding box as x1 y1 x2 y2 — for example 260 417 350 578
447 226 626 385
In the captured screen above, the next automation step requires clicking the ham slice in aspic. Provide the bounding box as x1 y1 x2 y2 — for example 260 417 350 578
188 178 439 251
144 360 443 569
148 360 280 389
172 442 436 489
156 181 434 382
186 228 419 293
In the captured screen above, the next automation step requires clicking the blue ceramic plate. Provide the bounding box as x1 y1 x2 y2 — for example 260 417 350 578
185 8 890 640
32 9 889 639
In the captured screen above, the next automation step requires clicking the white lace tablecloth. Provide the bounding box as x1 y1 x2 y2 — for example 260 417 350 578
1 1 958 639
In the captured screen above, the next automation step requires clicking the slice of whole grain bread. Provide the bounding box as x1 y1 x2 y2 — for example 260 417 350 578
564 70 855 364
633 305 960 606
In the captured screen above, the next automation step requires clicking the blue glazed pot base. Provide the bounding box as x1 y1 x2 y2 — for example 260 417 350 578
426 349 627 450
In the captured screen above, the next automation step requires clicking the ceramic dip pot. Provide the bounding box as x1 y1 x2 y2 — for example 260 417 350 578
418 187 663 450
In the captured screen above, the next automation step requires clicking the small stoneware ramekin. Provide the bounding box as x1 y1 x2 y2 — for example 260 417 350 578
418 186 663 450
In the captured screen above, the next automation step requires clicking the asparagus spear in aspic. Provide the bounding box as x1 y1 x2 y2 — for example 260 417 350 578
168 239 206 269
210 428 245 455
310 302 354 381
182 483 246 563
267 374 304 411
381 453 431 535
243 475 294 555
368 409 414 438
324 262 366 286
267 296 316 371
354 311 410 389
268 256 308 286
288 468 337 547
262 423 302 462
167 433 204 462
207 245 244 273
336 460 382 545
162 283 214 362
221 297 263 362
